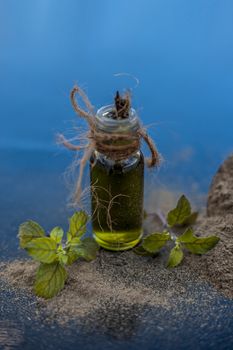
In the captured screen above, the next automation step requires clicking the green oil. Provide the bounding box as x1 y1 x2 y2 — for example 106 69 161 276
90 151 144 251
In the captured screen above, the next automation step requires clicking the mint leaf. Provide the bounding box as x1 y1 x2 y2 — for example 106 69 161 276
167 244 184 267
173 212 199 227
66 249 79 265
57 245 68 265
18 221 45 248
67 211 89 242
177 228 220 254
50 227 64 244
133 245 157 256
71 237 99 261
34 262 67 299
58 254 68 265
68 237 81 246
167 195 191 227
18 210 99 300
25 237 57 263
180 212 198 226
142 232 171 253
177 227 196 242
66 237 83 264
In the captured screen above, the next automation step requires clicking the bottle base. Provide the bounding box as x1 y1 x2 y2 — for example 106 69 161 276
93 230 142 251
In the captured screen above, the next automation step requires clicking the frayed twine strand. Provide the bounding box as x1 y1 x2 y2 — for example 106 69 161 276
58 85 160 204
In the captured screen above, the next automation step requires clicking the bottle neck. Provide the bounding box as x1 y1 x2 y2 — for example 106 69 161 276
93 149 142 169
92 105 141 161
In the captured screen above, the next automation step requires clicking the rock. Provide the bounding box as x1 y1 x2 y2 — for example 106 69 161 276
207 154 233 216
188 214 233 298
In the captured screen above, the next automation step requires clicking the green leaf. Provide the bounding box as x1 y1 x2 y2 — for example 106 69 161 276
167 244 184 267
50 227 64 243
142 232 171 253
167 195 191 227
57 245 68 265
177 228 196 242
18 220 45 248
173 212 199 227
68 237 82 246
66 237 99 265
34 262 67 299
66 237 84 264
25 237 57 263
180 212 199 226
71 237 99 261
133 245 157 256
59 254 68 265
177 228 220 255
66 249 79 265
67 211 89 242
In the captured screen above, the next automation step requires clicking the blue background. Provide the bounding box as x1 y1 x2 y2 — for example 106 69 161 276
1 2 233 349
1 0 233 192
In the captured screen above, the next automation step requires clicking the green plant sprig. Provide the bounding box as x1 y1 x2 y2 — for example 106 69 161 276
18 211 99 299
134 195 220 267
18 195 220 299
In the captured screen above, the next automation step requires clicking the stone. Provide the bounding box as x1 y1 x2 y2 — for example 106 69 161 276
207 154 233 216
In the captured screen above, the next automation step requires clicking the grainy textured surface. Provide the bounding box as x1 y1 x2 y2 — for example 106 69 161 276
186 214 233 298
0 207 232 328
0 152 233 349
207 155 233 216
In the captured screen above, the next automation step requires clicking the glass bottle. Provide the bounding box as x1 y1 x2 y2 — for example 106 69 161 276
90 105 144 251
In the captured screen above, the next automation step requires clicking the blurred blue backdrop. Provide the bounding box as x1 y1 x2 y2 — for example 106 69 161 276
1 3 233 348
1 0 233 191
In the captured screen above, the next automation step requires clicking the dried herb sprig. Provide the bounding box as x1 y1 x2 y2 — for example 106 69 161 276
114 90 131 119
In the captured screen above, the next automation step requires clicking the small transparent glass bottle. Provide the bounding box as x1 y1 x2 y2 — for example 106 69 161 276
90 105 144 251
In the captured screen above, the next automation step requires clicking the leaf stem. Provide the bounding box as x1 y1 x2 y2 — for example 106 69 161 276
156 210 177 241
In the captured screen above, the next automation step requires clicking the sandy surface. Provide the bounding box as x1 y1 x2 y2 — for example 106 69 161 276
207 154 233 216
0 155 233 328
0 212 231 326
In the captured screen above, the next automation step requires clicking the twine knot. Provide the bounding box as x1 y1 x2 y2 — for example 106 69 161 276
59 85 160 203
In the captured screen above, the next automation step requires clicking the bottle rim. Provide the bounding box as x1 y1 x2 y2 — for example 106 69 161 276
95 105 140 133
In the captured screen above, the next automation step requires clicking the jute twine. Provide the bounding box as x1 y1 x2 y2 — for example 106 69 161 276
58 85 160 204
